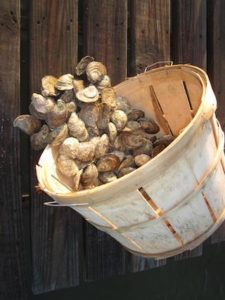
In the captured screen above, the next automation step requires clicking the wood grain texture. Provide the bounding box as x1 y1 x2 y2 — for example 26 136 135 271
171 0 207 68
170 0 206 259
207 0 225 130
83 0 127 85
129 0 171 75
30 0 83 294
0 1 29 299
127 0 170 270
207 0 225 243
82 0 129 282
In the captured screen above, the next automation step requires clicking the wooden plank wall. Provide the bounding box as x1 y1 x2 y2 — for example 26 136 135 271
0 1 29 299
30 0 84 294
1 0 225 298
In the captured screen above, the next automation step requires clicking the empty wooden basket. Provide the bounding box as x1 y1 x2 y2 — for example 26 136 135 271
36 64 225 259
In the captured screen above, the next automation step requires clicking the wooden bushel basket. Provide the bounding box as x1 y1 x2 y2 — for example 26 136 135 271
36 65 225 259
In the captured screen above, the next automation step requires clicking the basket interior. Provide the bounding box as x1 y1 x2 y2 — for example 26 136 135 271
115 66 203 137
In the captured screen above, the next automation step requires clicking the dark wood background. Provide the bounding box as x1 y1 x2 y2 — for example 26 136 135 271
1 0 225 299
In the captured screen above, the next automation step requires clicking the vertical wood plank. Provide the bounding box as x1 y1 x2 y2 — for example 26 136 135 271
171 0 206 258
171 0 207 68
129 0 171 75
30 0 83 294
127 0 170 270
207 0 225 243
83 0 127 85
0 1 29 299
82 0 128 281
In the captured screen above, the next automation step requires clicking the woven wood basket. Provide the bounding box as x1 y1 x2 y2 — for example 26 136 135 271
36 64 225 259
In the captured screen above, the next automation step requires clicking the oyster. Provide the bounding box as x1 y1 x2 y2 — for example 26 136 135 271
56 154 79 177
30 124 50 150
97 154 120 172
97 75 111 89
76 85 99 103
48 124 68 147
127 109 145 121
75 56 94 76
139 118 160 134
46 99 68 128
134 154 151 167
115 96 131 113
55 74 74 90
101 87 116 110
99 172 117 184
41 75 58 97
95 134 109 159
81 164 98 187
29 93 55 120
68 112 89 142
73 79 85 92
111 110 128 131
13 114 41 135
86 61 107 83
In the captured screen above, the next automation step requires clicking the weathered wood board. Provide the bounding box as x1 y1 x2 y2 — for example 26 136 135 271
30 0 83 294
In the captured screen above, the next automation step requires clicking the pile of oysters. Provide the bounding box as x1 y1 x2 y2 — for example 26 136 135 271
14 56 174 191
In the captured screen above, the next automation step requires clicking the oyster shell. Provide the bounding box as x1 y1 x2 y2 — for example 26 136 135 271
59 137 80 159
101 87 116 110
29 93 55 120
97 154 120 172
153 135 175 147
152 144 166 157
118 156 135 171
134 154 151 167
97 104 111 130
118 167 136 177
99 172 117 184
86 61 107 83
114 131 146 151
139 118 160 134
41 75 58 97
30 124 50 150
95 134 109 159
79 103 99 133
97 75 111 89
74 169 83 191
48 124 68 147
115 96 131 113
55 74 74 90
125 121 141 131
13 114 41 135
61 89 76 103
68 112 89 142
75 56 94 76
66 101 77 113
76 85 99 103
56 154 79 177
133 140 153 156
127 109 145 121
81 164 98 186
75 142 95 162
109 150 125 162
46 99 68 128
108 122 117 143
111 110 128 131
73 79 85 92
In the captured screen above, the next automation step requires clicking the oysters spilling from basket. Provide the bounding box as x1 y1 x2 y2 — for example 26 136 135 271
13 56 174 191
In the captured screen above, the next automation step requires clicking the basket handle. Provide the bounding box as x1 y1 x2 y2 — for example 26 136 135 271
44 201 89 207
144 61 173 72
